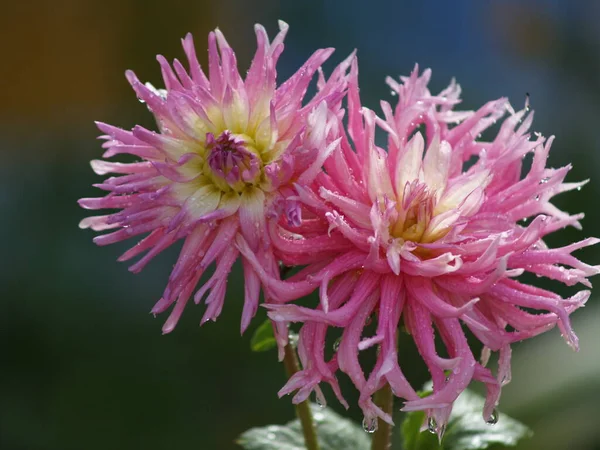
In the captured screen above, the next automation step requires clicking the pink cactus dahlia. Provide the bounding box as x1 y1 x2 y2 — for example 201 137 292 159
238 63 599 434
79 22 351 337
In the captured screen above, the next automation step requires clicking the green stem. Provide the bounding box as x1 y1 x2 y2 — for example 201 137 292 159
371 383 394 450
283 341 321 450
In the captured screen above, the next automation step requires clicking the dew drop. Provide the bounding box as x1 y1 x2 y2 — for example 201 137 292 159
486 409 499 425
362 417 378 434
438 424 447 441
332 337 341 352
288 332 299 348
427 416 437 434
315 394 325 408
539 177 550 184
390 90 397 97
577 186 582 191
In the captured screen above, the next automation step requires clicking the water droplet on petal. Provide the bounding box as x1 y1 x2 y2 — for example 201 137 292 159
486 409 499 425
362 417 378 434
332 337 341 352
288 332 299 348
438 424 446 441
427 416 437 434
539 177 550 184
315 395 325 408
577 186 582 191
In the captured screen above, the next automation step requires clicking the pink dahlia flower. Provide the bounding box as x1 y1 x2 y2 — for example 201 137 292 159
79 22 351 338
239 62 599 434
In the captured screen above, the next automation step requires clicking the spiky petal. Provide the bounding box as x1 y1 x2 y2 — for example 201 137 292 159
247 63 599 430
79 22 352 347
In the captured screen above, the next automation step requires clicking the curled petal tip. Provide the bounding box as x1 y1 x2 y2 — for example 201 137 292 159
124 69 137 84
161 323 175 335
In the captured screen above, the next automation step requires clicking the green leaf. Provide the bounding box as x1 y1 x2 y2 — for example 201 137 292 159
401 388 533 450
237 404 371 450
402 409 437 450
250 319 277 352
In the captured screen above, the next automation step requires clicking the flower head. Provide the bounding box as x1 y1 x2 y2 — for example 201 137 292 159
79 22 351 337
242 63 599 434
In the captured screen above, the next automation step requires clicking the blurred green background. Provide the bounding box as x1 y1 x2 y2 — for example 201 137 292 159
2 1 600 449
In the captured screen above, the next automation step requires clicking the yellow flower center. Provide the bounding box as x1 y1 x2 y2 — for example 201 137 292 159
202 131 263 193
